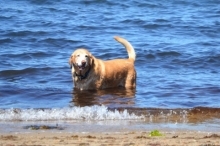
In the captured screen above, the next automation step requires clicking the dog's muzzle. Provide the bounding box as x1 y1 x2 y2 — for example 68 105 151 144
77 61 86 70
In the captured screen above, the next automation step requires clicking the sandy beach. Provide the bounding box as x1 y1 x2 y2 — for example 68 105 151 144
1 130 220 146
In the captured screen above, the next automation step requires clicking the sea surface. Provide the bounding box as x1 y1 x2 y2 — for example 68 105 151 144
0 0 220 129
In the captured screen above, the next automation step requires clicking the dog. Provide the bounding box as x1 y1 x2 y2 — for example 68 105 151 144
69 36 136 90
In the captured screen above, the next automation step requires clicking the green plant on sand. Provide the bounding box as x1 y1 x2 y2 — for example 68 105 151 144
149 130 164 137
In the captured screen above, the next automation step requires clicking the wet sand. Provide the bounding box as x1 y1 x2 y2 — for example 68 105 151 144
0 120 220 146
1 130 220 146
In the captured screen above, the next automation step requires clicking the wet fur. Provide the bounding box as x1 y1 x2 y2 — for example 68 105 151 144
69 36 136 90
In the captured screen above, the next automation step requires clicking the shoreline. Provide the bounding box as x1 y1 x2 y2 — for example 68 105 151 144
0 121 220 145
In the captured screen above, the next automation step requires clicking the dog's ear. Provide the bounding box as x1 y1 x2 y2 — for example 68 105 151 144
69 55 75 69
89 53 94 67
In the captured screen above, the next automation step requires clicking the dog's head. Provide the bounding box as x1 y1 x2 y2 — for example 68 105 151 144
69 48 94 75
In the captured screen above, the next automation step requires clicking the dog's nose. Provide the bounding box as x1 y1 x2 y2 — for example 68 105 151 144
81 60 86 66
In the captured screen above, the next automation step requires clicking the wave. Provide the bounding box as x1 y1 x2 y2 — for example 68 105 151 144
4 30 37 37
0 51 53 59
137 50 220 68
0 67 53 77
0 38 14 44
1 105 219 123
0 105 143 121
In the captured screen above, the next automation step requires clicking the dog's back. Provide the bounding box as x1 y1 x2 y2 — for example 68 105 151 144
101 36 136 89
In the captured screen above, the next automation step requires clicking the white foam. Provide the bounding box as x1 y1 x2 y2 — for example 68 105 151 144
0 105 144 121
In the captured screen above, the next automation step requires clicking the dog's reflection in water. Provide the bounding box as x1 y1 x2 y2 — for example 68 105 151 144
71 88 136 107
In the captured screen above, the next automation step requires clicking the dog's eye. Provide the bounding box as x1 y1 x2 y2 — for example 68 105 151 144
77 54 80 57
85 55 88 57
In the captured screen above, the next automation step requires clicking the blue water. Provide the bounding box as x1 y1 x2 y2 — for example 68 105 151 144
0 0 220 122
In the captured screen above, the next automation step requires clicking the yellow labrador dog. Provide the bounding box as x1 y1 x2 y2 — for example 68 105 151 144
69 36 136 90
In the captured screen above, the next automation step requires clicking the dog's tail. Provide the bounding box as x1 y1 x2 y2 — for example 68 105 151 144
114 36 136 61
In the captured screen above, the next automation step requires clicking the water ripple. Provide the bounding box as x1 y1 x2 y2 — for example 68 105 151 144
0 0 220 115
